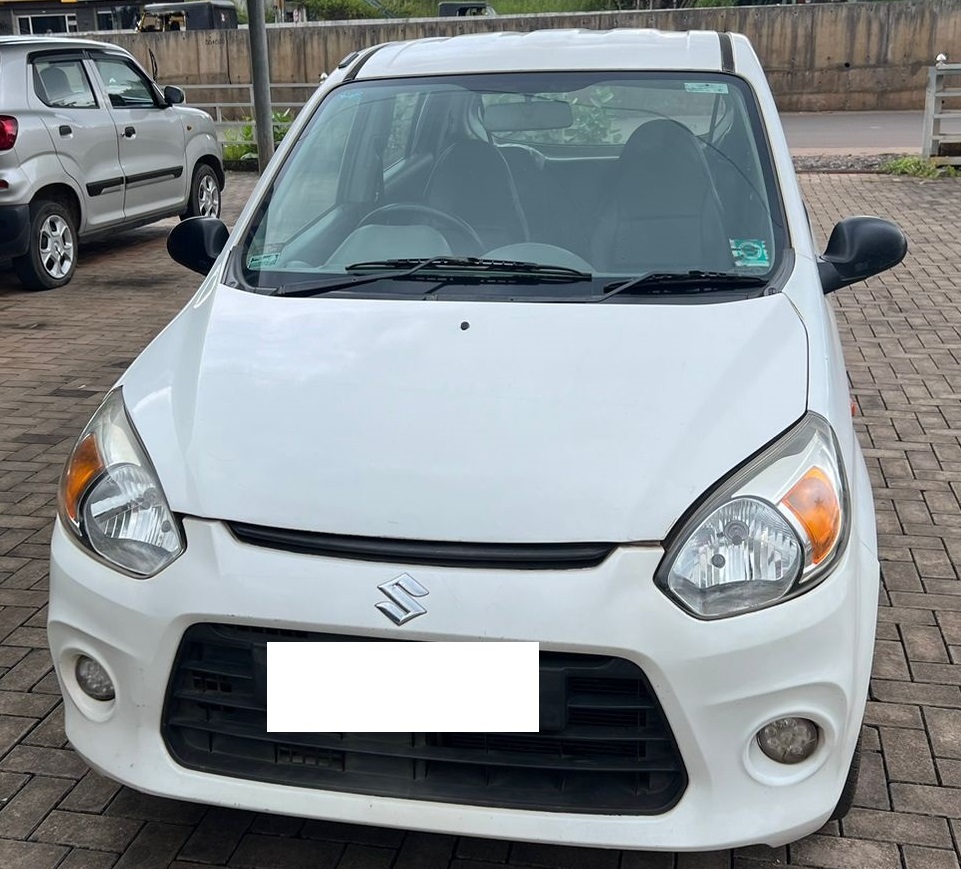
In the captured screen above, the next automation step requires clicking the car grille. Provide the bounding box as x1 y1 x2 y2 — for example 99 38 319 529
162 623 687 814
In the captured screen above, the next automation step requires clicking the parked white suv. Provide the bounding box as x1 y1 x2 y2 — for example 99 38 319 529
0 36 223 290
49 29 906 851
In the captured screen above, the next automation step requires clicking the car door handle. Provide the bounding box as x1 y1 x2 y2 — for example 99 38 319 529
58 124 72 137
122 126 136 138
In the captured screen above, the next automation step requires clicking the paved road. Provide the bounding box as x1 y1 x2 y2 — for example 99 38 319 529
1 172 961 869
781 111 926 155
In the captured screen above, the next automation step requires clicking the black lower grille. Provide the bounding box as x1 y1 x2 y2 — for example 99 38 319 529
162 623 686 814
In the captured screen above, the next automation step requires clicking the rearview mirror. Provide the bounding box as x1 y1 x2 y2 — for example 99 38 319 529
163 85 185 106
483 99 573 133
167 217 228 275
818 215 907 294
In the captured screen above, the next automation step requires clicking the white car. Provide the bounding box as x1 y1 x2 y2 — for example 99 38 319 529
48 29 906 851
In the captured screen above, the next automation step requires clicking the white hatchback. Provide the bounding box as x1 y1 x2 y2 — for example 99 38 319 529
48 29 906 851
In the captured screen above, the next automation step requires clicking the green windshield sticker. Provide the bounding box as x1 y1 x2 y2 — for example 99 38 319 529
248 253 279 269
684 82 729 94
730 239 770 268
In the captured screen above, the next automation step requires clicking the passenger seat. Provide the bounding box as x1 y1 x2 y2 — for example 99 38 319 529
590 120 733 274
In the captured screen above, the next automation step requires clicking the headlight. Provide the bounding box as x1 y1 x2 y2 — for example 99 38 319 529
656 413 848 619
58 388 183 577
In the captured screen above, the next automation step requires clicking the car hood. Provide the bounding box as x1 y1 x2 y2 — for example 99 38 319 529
123 287 808 543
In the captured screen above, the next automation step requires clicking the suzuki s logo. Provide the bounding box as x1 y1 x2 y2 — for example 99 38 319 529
375 573 429 625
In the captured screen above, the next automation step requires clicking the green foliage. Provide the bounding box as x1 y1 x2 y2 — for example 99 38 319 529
301 0 421 19
694 0 732 7
301 0 379 19
879 155 959 178
488 0 612 12
301 0 614 18
222 109 293 162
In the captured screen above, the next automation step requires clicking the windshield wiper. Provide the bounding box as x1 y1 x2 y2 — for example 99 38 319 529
271 257 592 298
272 256 454 298
352 257 592 284
593 270 768 302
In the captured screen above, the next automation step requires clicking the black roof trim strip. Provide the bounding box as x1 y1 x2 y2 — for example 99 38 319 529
342 43 387 82
718 32 735 74
227 522 616 570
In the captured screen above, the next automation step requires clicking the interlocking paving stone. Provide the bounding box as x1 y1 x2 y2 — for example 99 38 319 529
0 775 72 839
789 835 901 869
620 852 675 869
901 845 961 869
229 834 343 869
112 821 192 869
841 808 952 847
677 855 729 869
56 850 120 869
30 809 141 852
4 172 961 867
0 837 69 869
59 771 123 815
879 727 938 783
507 842 619 868
335 843 395 869
457 837 511 863
177 807 253 864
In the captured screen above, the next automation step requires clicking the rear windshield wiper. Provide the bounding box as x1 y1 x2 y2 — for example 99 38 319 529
593 270 768 303
271 257 591 298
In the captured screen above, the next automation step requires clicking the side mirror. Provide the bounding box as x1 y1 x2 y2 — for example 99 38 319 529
163 85 185 106
167 217 228 275
818 215 907 294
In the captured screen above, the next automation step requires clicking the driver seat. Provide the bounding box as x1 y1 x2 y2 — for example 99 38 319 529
424 140 529 251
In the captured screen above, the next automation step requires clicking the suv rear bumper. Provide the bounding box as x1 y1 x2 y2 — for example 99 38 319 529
0 204 29 258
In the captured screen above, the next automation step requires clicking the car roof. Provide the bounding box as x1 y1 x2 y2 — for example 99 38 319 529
355 29 728 80
0 36 128 52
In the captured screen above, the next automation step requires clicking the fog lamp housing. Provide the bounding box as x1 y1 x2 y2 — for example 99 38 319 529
75 655 115 702
756 717 819 764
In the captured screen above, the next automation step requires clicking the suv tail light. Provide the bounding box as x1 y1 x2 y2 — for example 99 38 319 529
0 117 18 152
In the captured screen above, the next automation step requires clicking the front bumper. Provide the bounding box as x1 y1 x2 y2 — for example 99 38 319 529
48 516 878 851
0 203 30 259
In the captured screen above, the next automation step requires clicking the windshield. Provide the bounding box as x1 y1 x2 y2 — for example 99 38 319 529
239 71 787 298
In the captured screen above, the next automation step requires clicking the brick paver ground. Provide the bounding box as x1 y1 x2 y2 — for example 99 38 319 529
0 170 959 868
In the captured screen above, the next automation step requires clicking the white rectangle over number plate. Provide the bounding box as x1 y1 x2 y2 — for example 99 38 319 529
268 642 540 732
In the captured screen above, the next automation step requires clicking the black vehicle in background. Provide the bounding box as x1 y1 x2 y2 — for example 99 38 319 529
137 0 237 31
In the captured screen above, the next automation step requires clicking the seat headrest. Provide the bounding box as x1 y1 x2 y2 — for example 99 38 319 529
39 66 70 102
618 119 704 165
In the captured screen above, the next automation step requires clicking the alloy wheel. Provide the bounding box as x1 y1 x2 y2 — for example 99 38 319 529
38 214 74 279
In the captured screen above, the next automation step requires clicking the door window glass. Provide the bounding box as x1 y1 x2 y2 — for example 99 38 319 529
93 58 157 109
33 59 97 109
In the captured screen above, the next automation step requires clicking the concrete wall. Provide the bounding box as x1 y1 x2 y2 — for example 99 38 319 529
96 0 960 112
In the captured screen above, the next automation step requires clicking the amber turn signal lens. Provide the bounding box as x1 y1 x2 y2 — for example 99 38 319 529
780 467 841 565
62 433 104 524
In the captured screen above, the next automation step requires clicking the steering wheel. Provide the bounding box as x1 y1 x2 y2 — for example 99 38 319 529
358 203 485 256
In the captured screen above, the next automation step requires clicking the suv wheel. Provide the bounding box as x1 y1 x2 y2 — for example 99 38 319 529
183 164 221 219
13 199 77 290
